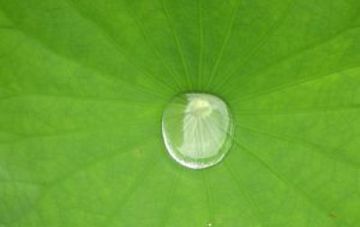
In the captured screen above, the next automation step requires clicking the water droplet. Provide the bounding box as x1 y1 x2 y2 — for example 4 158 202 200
162 93 234 169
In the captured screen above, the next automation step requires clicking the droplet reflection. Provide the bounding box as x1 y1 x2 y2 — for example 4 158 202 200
162 93 234 169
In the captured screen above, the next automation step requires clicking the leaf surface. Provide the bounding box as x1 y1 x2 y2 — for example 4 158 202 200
0 0 359 226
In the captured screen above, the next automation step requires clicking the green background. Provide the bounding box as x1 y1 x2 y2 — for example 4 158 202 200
0 0 359 226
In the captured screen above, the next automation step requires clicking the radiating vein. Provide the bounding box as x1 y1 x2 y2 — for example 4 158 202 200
224 162 264 227
197 0 204 89
63 0 176 95
222 25 360 95
236 124 360 168
215 119 354 226
160 0 192 90
202 172 214 225
235 104 360 116
205 0 242 90
230 68 355 103
125 3 184 92
104 155 160 226
213 0 295 92
229 137 352 227
158 171 180 227
3 138 159 225
0 11 166 100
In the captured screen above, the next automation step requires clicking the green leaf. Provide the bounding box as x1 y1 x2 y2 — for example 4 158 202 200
0 0 359 226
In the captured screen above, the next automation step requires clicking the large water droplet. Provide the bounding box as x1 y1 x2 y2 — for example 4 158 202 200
162 93 234 169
